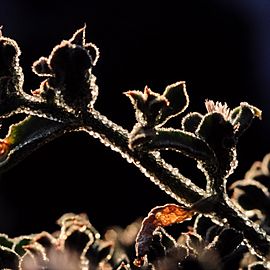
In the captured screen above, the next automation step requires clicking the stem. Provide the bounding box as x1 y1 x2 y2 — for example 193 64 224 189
216 198 270 258
82 109 205 206
1 94 77 122
208 175 227 195
3 98 270 258
81 109 270 258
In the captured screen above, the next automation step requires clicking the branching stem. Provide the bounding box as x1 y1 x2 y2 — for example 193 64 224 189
2 93 270 259
80 109 270 258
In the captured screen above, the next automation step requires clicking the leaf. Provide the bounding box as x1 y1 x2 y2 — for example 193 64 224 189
230 179 270 213
0 234 13 249
0 116 70 173
69 25 86 46
196 112 235 150
261 153 270 176
181 112 203 133
125 82 189 128
32 56 52 77
152 204 194 227
124 87 169 127
84 240 113 266
20 251 39 270
193 215 217 240
249 261 268 270
57 213 99 239
143 229 166 264
134 204 193 266
31 232 55 255
0 35 21 77
49 41 92 76
132 127 216 163
208 228 243 258
13 236 32 256
23 241 48 268
243 154 270 192
158 81 189 125
84 42 100 66
230 102 262 139
0 246 20 270
183 232 204 253
69 25 100 66
0 35 24 117
124 90 147 123
65 230 92 254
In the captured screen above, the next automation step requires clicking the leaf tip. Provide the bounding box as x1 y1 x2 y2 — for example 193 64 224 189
240 102 262 120
69 25 86 46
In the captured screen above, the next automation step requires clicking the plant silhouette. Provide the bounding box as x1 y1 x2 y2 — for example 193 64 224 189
0 26 269 269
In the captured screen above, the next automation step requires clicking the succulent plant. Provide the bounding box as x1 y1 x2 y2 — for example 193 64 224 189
0 26 269 269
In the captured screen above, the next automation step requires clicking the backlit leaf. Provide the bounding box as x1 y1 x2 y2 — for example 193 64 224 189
134 204 193 266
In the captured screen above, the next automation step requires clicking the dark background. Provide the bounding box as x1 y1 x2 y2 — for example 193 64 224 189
0 0 270 237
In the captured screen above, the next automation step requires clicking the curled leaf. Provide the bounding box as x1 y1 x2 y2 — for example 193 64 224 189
134 204 193 266
261 153 270 176
230 179 270 214
57 212 99 253
244 154 270 190
230 102 262 139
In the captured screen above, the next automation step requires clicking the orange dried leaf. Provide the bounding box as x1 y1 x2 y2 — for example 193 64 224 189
0 139 9 160
153 204 193 227
135 204 194 266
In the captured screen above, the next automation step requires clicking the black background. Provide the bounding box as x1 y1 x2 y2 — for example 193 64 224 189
0 0 270 237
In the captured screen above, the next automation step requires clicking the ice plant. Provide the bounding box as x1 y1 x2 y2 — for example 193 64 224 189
0 26 269 269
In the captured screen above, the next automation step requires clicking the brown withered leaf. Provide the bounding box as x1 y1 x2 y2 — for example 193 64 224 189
134 204 194 267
